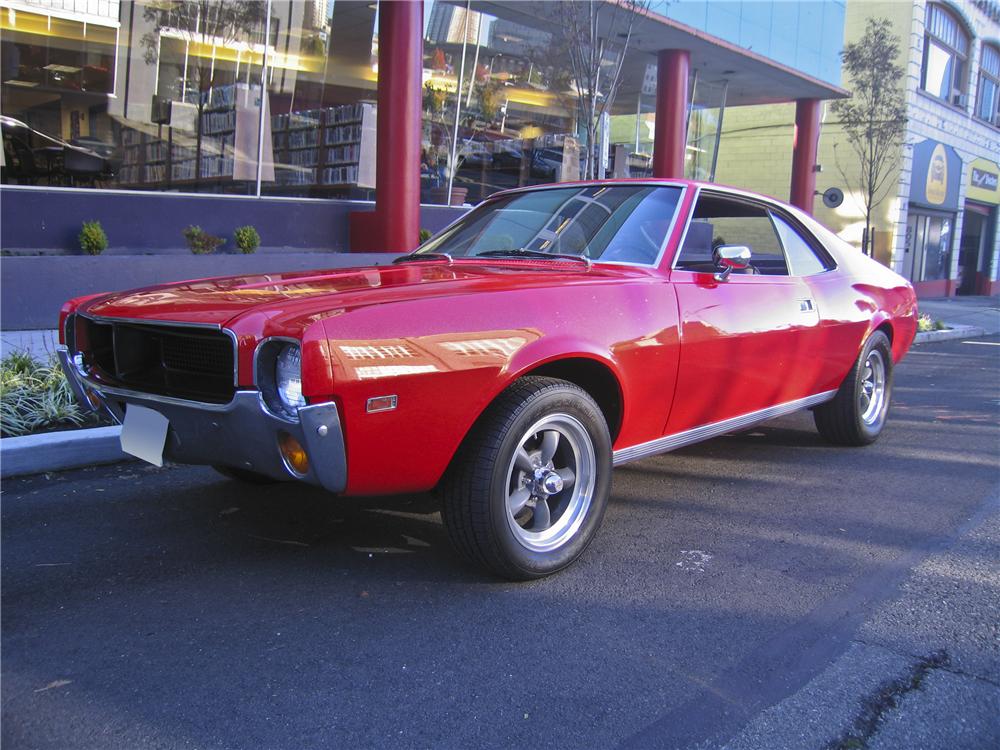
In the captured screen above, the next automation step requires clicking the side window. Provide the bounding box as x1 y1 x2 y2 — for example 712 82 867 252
676 194 788 275
771 213 831 276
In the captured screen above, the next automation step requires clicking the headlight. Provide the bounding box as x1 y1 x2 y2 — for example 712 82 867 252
275 344 306 413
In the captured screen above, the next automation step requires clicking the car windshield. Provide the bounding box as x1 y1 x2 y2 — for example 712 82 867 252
417 185 683 266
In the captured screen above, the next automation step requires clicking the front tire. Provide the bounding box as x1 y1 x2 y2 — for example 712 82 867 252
814 330 893 446
440 377 612 580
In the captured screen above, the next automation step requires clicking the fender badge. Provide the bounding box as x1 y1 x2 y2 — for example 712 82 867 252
366 395 398 413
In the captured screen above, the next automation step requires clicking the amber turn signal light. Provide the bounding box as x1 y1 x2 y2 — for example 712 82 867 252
278 432 309 476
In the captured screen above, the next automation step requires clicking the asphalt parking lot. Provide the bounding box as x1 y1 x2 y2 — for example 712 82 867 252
3 336 998 750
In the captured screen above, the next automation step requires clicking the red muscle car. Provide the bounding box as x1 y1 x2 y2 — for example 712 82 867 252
58 180 918 579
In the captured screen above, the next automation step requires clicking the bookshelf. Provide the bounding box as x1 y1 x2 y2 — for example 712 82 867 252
115 95 376 195
271 101 376 190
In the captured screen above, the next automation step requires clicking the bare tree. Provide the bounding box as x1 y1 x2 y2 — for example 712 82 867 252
831 17 907 256
550 0 649 179
141 1 268 181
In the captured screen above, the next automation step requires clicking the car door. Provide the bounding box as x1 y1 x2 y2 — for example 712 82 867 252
665 192 823 435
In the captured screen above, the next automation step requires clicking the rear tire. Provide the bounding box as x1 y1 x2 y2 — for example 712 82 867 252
814 330 893 446
439 377 612 581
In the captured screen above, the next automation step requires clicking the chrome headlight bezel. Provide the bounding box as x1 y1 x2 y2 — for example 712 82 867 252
256 339 306 421
275 344 306 412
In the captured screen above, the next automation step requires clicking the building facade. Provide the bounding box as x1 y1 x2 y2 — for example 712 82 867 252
2 0 851 327
716 0 1000 298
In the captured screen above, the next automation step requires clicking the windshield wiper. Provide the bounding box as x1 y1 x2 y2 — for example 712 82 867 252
477 248 592 269
392 252 453 264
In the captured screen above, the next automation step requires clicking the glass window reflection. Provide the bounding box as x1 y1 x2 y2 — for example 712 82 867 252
418 185 682 265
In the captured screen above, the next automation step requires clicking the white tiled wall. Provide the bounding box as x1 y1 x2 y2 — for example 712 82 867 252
892 0 1000 284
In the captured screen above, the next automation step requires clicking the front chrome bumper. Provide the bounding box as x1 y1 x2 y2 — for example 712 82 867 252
57 346 347 493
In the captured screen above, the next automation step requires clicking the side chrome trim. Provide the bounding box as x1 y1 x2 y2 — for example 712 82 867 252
668 184 702 272
612 390 838 466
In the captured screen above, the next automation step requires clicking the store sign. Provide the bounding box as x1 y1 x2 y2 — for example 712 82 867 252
968 157 1000 205
972 168 998 191
910 139 962 210
926 144 948 204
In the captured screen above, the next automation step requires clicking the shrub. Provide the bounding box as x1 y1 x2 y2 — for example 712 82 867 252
79 220 108 255
917 313 949 332
233 225 260 254
0 353 91 437
419 228 433 243
183 225 225 254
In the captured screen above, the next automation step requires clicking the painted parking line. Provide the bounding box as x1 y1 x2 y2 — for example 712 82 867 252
962 341 1000 346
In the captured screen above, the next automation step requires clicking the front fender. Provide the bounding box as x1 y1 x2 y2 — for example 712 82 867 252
314 279 680 496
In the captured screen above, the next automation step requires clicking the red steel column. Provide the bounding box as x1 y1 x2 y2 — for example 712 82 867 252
652 49 690 179
789 98 821 214
354 0 422 252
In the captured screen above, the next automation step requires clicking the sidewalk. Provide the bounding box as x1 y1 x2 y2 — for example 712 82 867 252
0 329 59 360
920 295 1000 335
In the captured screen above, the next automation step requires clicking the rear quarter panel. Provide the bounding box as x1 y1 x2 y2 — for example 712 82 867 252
806 250 918 393
319 276 680 495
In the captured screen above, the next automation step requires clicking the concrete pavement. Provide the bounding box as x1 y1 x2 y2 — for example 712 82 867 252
919 295 1000 335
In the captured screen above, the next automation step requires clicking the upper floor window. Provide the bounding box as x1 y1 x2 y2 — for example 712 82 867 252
976 43 1000 126
921 3 971 106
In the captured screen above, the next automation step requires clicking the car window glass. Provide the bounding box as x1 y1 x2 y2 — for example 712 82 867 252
675 195 788 275
771 213 830 276
420 185 682 265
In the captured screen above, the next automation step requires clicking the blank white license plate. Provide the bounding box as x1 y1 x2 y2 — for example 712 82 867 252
120 404 169 467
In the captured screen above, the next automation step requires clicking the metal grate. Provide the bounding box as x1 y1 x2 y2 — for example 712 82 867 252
78 317 236 403
161 334 232 376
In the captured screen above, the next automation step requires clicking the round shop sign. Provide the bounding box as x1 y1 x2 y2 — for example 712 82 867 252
926 144 948 205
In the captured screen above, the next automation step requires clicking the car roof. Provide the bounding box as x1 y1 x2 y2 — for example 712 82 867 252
487 179 792 210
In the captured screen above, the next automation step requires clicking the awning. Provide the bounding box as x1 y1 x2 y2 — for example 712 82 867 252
473 0 849 108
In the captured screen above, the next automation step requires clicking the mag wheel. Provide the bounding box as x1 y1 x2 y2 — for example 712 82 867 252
440 377 612 580
814 330 893 446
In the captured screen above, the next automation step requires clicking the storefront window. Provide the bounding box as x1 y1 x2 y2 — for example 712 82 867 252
261 2 377 198
1 0 379 198
1 0 279 193
920 3 970 106
419 1 655 206
685 77 727 182
975 43 1000 127
905 211 953 282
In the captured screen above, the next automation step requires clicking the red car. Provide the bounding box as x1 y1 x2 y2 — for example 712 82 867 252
58 180 918 579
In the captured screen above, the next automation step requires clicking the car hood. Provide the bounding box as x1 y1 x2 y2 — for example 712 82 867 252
80 260 625 330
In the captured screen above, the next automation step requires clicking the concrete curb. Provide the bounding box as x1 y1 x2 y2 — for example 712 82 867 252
913 325 986 344
1 426 133 479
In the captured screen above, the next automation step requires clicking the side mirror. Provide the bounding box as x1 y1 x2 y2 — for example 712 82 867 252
713 245 752 282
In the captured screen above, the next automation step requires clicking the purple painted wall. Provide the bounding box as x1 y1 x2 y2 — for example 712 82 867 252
0 187 466 254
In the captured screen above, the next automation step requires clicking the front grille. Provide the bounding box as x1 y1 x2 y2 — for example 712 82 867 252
76 316 236 403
